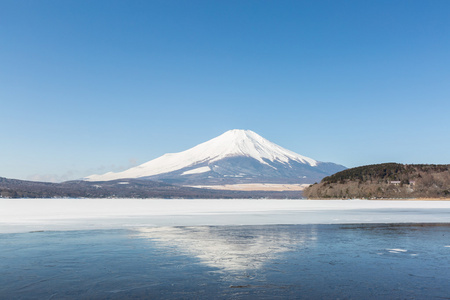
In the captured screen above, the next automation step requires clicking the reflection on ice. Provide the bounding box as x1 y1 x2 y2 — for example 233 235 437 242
134 226 317 272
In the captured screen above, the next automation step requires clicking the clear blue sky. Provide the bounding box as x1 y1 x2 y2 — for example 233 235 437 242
1 0 449 182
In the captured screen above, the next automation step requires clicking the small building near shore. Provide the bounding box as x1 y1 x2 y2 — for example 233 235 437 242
390 180 416 186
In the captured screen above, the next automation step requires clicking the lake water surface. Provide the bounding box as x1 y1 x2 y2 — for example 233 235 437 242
1 224 450 299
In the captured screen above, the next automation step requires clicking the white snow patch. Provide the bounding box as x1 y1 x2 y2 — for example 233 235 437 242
388 248 408 253
189 183 308 191
118 182 129 185
181 166 210 175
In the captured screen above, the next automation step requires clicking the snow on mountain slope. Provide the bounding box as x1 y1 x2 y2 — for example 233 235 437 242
85 129 343 183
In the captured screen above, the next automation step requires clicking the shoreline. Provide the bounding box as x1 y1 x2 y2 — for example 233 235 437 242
307 198 450 201
371 198 450 201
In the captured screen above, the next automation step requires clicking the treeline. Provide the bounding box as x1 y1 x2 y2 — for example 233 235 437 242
303 163 450 199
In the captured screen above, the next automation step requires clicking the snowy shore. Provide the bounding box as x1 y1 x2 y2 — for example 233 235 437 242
1 199 450 233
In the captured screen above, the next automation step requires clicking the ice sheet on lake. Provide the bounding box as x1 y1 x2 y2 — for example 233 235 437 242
1 199 450 233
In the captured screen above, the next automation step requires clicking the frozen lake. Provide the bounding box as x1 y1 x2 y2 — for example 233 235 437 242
1 224 450 299
1 199 449 298
1 199 450 233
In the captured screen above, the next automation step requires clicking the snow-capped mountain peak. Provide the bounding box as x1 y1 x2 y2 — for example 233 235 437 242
85 129 344 183
175 129 318 166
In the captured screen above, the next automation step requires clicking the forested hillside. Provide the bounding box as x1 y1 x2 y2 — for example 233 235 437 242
303 163 450 199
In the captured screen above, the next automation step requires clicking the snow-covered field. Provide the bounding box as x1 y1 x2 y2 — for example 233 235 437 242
1 199 450 233
188 183 309 191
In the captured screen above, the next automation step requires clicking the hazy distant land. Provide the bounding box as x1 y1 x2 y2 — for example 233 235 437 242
0 177 302 199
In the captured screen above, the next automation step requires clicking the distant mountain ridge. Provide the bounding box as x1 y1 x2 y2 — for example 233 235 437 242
0 177 302 199
85 129 346 186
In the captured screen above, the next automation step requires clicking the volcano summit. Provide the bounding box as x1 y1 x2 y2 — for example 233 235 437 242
85 130 346 187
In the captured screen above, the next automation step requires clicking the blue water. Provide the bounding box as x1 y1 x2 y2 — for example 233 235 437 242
1 224 450 299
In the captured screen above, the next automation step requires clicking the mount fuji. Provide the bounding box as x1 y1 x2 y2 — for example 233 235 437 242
85 130 346 186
